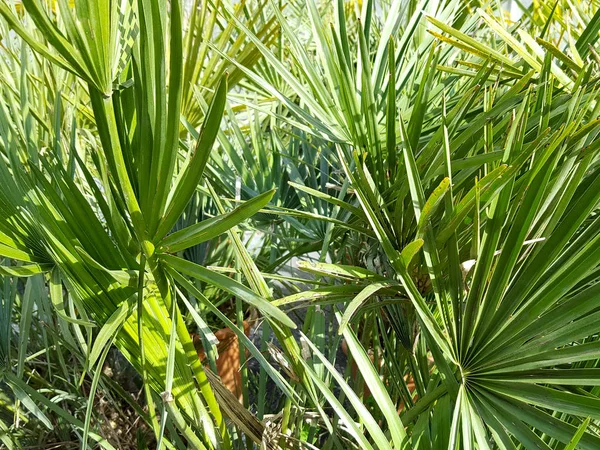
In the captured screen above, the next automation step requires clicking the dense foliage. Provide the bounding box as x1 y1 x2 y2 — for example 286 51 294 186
1 0 600 448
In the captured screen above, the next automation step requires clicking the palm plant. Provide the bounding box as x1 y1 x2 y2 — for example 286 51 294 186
0 0 298 448
2 0 600 448
223 0 600 447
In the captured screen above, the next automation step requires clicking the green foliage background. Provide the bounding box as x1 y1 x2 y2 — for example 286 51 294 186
1 0 600 448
